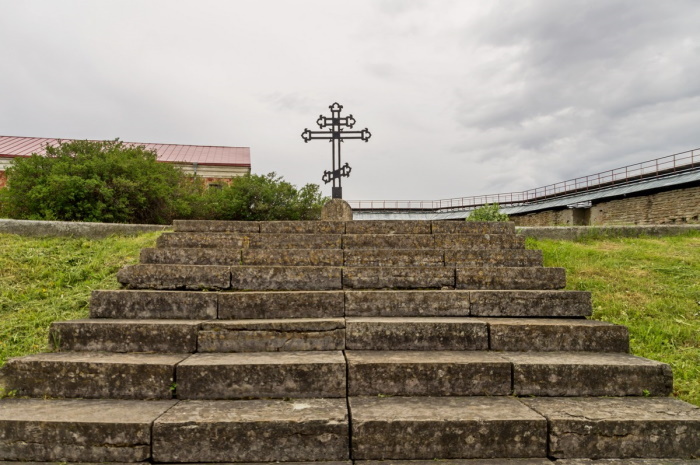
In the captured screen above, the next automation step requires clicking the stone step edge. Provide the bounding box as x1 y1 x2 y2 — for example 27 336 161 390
51 317 626 353
140 247 544 266
2 351 670 400
116 265 566 291
172 219 516 235
90 289 593 319
1 397 698 462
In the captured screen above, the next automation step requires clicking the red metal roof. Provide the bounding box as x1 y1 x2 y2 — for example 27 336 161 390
0 136 251 167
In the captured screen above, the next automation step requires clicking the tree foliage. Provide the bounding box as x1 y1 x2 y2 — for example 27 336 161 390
0 139 327 223
195 173 326 221
0 139 190 224
466 203 510 222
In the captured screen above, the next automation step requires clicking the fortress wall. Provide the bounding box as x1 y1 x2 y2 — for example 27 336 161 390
510 185 700 226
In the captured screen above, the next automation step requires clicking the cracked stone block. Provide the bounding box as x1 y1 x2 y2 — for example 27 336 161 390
152 399 349 462
242 249 343 266
140 247 242 265
0 352 187 399
198 318 345 352
90 290 218 319
445 249 543 267
505 352 673 396
346 351 511 396
50 319 202 353
218 291 344 319
522 397 700 459
344 249 444 267
343 267 455 289
117 264 231 290
230 266 342 291
0 398 176 462
345 317 488 350
343 234 435 249
469 290 592 317
176 352 346 399
456 267 566 290
485 318 629 352
344 290 470 317
157 232 249 248
350 396 547 459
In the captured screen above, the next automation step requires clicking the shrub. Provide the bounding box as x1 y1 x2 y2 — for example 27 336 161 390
195 172 327 221
466 203 510 222
1 139 191 224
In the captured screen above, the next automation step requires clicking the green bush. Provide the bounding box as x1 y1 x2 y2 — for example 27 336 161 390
466 203 510 222
0 139 191 224
195 172 327 221
0 140 328 223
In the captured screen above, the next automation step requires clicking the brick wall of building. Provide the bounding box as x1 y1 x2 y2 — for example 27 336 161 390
0 171 6 188
510 185 700 226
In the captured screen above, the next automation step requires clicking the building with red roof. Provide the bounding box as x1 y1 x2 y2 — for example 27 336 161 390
0 135 251 188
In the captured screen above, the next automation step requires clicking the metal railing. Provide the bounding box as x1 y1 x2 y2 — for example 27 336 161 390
349 147 699 211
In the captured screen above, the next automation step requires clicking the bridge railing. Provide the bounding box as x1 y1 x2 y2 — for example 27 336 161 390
349 147 699 211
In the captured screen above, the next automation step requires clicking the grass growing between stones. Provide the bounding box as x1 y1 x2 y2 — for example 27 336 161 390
528 231 700 406
0 232 160 367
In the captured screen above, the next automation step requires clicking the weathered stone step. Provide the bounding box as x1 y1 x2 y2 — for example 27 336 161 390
344 350 670 397
346 317 489 350
141 248 544 267
198 318 345 352
355 461 555 465
350 396 547 459
484 317 629 352
345 267 565 290
522 397 700 459
157 232 343 249
90 289 591 320
47 317 627 354
157 232 523 250
456 267 566 290
117 264 232 290
506 351 673 396
0 398 176 462
117 265 564 291
173 219 516 235
0 352 187 399
346 317 627 352
90 289 346 319
50 319 203 353
343 234 525 250
176 351 346 399
346 351 511 396
152 398 349 462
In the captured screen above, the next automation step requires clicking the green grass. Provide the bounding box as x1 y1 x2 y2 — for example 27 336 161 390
528 231 700 406
0 232 160 367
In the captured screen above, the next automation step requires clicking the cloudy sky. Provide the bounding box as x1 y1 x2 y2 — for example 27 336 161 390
1 0 699 201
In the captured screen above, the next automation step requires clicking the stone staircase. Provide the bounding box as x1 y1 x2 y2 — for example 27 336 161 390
1 219 698 463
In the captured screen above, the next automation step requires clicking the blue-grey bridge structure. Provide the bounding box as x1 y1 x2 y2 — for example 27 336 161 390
349 148 700 221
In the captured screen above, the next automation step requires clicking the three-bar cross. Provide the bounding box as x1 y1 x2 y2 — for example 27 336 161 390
301 102 371 199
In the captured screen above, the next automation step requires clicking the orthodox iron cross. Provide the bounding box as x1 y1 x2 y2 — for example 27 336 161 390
301 102 371 199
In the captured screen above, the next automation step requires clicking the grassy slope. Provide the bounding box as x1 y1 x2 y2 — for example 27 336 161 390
529 232 700 406
1 230 698 406
0 232 159 366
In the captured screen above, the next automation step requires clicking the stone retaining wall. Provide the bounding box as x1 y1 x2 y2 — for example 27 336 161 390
0 219 170 238
511 185 700 226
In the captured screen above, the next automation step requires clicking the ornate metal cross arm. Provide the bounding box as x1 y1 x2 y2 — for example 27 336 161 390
300 102 371 199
